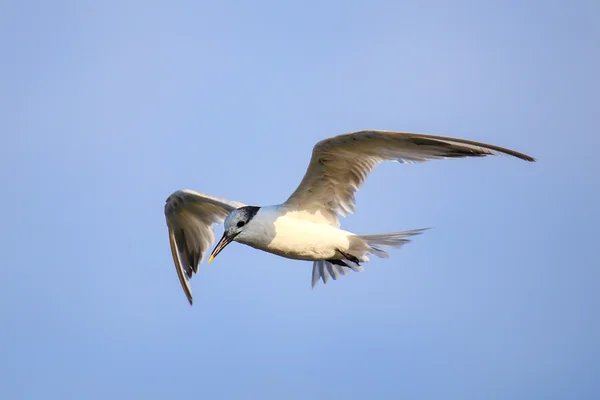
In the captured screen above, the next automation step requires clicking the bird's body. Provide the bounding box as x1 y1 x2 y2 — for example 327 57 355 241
236 206 352 261
165 130 535 305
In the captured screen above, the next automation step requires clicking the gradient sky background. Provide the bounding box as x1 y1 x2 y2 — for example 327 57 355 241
1 1 599 399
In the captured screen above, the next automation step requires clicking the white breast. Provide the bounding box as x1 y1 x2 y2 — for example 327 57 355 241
235 206 351 261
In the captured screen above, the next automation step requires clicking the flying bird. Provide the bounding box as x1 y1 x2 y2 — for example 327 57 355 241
164 130 534 304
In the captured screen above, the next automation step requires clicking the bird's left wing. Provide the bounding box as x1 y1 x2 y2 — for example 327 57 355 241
284 130 535 225
164 189 246 305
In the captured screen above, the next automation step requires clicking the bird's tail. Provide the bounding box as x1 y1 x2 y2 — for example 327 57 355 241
354 228 430 259
311 228 429 288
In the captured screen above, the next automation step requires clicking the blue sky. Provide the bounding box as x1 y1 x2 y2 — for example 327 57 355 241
1 0 599 398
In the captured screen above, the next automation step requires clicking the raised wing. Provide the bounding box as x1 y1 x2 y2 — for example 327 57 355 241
164 189 246 305
284 130 535 224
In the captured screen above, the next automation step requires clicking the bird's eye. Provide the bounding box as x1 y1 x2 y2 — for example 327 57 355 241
237 221 245 228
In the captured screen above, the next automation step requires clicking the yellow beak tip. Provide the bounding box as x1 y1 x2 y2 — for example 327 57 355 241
207 255 214 263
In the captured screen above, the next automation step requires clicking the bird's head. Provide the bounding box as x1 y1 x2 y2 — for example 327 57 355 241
208 206 261 262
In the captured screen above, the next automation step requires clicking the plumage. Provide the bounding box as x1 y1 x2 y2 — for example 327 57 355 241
164 130 534 305
164 190 245 304
283 130 534 225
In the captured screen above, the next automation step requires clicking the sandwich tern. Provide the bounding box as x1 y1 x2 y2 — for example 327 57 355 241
165 130 534 304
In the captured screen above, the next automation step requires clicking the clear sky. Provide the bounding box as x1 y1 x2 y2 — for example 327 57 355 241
1 1 599 399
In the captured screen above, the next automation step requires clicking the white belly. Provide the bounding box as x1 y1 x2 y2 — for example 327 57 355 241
235 210 351 261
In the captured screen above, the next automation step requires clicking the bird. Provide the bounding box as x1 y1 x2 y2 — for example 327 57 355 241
164 130 535 305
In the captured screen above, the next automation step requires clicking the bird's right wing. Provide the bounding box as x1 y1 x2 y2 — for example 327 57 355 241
164 189 246 305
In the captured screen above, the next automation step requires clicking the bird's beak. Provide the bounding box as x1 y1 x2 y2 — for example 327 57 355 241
208 232 234 263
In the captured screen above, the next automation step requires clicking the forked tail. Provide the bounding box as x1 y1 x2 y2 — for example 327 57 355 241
311 228 430 288
355 228 430 258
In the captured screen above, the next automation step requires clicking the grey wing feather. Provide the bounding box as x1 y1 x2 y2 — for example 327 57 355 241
164 189 246 305
285 130 535 224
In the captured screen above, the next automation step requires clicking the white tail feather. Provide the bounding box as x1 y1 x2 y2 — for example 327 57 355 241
311 228 429 288
357 228 430 258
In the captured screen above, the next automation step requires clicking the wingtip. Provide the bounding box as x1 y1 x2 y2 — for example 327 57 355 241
169 228 195 308
519 153 536 162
